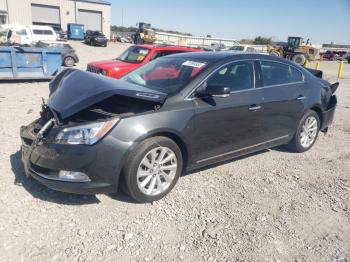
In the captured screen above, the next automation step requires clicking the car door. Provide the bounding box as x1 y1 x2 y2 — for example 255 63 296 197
256 60 306 142
189 61 266 165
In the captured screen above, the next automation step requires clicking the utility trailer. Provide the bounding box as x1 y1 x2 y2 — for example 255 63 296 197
0 46 61 80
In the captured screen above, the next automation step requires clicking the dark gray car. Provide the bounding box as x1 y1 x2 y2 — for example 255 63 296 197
35 41 79 67
20 52 337 202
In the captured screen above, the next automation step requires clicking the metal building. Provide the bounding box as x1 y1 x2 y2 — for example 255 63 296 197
0 0 111 36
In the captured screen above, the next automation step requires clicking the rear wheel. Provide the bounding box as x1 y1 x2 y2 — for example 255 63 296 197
292 54 306 65
122 137 183 203
288 110 320 152
63 56 75 67
270 51 280 56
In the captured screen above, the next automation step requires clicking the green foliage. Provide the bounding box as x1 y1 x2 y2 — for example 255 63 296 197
110 25 138 32
253 36 272 45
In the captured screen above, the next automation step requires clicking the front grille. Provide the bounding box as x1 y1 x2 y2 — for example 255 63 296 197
87 65 101 74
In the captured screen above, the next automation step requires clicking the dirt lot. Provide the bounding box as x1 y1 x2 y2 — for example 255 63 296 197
0 41 349 262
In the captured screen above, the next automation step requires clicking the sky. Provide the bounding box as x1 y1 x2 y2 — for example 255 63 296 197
109 0 350 45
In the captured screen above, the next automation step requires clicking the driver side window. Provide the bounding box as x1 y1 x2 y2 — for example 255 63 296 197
207 61 254 92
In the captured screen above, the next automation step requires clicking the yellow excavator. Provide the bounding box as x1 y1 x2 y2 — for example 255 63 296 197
131 22 156 44
269 37 320 65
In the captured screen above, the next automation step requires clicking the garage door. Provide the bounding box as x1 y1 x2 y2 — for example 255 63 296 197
31 4 60 26
78 9 102 32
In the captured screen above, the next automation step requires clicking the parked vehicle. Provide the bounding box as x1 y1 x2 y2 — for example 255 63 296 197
229 45 257 52
84 30 108 47
269 36 320 65
20 52 338 202
87 44 202 78
35 41 79 67
322 50 349 61
343 53 350 63
131 22 156 44
204 43 228 52
0 24 57 45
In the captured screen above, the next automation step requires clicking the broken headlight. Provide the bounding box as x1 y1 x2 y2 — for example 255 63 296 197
55 119 119 145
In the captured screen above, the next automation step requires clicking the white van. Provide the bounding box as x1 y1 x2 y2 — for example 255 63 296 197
0 24 57 45
28 25 57 42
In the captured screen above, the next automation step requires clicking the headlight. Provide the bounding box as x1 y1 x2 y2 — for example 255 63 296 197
101 70 107 76
55 119 119 145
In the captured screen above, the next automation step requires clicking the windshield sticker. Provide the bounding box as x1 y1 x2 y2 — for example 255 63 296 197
182 61 206 68
137 55 145 61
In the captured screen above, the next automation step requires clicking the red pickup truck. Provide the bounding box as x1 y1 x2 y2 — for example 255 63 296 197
87 44 202 79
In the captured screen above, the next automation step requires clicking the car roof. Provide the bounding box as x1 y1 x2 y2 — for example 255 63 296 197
29 25 54 30
165 51 303 66
134 44 202 52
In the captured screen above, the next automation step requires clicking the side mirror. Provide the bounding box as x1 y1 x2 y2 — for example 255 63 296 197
196 84 230 98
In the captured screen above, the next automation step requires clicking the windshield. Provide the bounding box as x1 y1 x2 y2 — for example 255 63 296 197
121 57 208 95
230 46 245 51
94 32 105 37
117 46 150 63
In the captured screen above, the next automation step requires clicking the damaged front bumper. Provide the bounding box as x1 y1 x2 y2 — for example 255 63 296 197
20 120 129 195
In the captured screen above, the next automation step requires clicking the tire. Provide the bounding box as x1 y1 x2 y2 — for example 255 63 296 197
270 51 280 57
122 136 183 203
292 54 306 65
63 56 75 67
288 110 320 153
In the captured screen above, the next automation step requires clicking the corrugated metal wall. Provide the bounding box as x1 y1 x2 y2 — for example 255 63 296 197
3 0 110 36
0 0 8 11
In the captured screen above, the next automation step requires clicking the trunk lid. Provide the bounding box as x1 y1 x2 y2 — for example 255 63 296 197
48 69 167 120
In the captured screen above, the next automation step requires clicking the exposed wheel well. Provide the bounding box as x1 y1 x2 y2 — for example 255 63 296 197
310 106 323 127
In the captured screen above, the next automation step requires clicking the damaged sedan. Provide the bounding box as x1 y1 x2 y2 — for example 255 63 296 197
20 52 338 202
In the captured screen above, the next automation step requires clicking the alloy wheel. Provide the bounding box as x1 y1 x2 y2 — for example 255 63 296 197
299 115 318 148
137 146 177 196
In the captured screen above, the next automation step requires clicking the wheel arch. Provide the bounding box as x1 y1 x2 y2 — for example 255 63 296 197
144 131 189 169
309 105 323 127
119 130 189 180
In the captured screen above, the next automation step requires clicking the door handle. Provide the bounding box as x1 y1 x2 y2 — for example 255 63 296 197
249 105 261 111
297 95 306 100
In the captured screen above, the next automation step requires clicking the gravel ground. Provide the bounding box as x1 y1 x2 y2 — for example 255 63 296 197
0 41 349 262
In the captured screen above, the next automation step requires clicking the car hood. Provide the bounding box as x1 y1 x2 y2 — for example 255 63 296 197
48 69 167 120
88 59 139 70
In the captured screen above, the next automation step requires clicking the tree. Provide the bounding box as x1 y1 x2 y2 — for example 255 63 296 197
253 36 272 45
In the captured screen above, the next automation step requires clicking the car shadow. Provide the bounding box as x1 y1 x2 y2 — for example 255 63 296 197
10 150 100 205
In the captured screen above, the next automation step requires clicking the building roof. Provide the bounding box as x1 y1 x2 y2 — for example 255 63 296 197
75 0 111 5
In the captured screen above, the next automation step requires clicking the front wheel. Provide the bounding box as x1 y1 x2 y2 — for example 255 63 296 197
288 110 320 152
292 54 306 65
122 137 183 203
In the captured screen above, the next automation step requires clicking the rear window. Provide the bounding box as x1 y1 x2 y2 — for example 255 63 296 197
33 29 54 35
260 61 303 86
33 30 42 35
15 29 27 35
